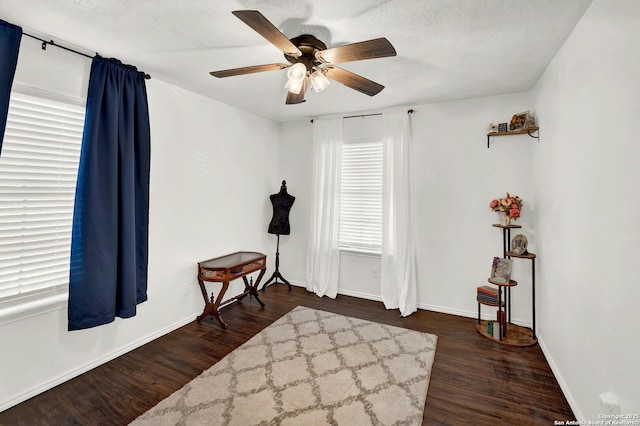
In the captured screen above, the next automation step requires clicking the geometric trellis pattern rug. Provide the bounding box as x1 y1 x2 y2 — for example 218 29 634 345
130 306 438 426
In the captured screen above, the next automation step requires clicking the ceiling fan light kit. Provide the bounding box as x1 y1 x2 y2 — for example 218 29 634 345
210 10 397 105
284 78 303 95
285 63 307 94
310 69 330 93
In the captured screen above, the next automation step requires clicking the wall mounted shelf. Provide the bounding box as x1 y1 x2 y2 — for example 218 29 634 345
487 127 539 148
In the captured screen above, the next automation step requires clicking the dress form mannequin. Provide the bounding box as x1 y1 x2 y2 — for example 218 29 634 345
263 181 295 291
268 181 295 235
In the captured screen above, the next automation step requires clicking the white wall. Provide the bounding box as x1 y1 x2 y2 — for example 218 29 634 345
4 0 639 419
412 95 535 323
278 0 640 419
0 36 280 411
279 92 536 325
270 119 312 283
531 0 640 420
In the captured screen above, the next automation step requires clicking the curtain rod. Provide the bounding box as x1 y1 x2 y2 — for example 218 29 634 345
310 109 413 123
343 112 382 119
22 32 151 80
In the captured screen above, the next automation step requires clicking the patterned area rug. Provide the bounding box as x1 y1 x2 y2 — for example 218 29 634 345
131 306 438 425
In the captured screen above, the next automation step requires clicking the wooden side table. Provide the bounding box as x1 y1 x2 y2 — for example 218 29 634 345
196 251 267 329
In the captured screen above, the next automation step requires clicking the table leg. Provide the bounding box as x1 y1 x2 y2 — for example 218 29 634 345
247 268 266 307
507 287 511 323
196 276 211 322
532 258 536 340
237 274 266 307
237 276 252 304
502 229 507 258
498 286 503 340
195 278 231 329
210 281 230 329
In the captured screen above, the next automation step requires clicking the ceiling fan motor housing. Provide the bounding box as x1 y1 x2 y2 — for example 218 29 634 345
284 35 327 72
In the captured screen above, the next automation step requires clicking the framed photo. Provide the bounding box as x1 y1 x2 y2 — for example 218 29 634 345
509 111 529 131
498 122 508 133
524 114 537 129
490 257 512 284
510 234 528 255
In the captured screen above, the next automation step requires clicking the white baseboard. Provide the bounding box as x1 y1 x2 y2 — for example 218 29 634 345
416 302 534 329
337 288 382 302
1 314 196 412
418 302 476 319
537 335 583 421
276 281 383 304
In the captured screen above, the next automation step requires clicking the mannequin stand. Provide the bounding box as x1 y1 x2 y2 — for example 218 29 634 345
261 234 292 291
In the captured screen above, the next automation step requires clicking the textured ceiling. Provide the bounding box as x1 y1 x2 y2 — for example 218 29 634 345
1 0 593 122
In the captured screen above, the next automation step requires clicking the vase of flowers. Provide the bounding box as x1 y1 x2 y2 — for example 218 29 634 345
498 211 511 226
490 193 522 226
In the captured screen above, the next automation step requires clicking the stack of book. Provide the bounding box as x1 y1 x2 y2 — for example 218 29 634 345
477 285 499 305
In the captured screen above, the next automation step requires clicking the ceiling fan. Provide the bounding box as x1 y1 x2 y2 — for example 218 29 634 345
210 10 397 104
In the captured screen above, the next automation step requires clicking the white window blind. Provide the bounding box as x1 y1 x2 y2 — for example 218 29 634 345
0 91 84 306
339 140 383 252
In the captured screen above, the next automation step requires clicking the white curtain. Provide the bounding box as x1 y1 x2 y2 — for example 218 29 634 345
381 111 418 316
306 118 343 298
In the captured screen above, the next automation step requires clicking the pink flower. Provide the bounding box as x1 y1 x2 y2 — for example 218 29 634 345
492 193 523 220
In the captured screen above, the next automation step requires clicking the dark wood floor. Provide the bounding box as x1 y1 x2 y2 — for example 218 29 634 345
1 284 574 425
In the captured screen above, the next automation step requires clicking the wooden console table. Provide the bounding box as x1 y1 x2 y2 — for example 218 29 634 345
196 251 267 329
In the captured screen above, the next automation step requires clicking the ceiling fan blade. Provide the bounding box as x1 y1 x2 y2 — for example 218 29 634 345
315 37 396 64
210 63 289 78
232 10 302 58
323 66 385 96
285 77 309 104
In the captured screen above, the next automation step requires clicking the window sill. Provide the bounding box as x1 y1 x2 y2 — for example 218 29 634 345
0 293 68 326
339 247 382 258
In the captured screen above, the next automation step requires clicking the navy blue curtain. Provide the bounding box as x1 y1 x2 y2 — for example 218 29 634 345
68 56 151 330
0 20 22 155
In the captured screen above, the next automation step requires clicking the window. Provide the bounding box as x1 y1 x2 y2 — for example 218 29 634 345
0 90 85 311
339 139 383 252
